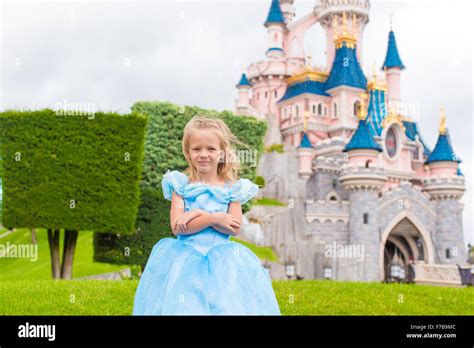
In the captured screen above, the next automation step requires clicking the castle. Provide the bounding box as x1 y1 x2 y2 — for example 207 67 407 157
235 0 469 284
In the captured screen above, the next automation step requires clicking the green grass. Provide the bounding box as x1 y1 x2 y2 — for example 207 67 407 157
0 279 472 315
0 228 126 281
232 237 280 262
0 228 279 281
272 280 474 315
254 197 287 206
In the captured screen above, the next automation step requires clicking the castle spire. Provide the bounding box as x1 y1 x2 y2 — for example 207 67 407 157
426 108 460 164
236 73 251 88
382 24 405 70
264 0 285 27
344 93 382 153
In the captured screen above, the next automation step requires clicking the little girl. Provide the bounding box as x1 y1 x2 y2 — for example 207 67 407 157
132 114 281 315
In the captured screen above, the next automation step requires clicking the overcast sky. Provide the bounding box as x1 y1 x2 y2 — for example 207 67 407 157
0 0 472 246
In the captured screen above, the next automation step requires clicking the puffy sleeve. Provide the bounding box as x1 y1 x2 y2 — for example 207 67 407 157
229 178 259 204
161 170 188 201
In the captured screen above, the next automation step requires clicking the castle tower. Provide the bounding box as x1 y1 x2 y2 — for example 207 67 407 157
339 105 387 281
240 0 290 119
235 73 254 115
264 0 287 59
381 21 405 112
324 12 367 138
423 108 467 265
316 0 370 71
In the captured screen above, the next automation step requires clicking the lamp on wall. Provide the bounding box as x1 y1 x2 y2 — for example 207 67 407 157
323 267 332 280
285 261 295 279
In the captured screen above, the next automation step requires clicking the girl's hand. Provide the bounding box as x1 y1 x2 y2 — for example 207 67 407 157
174 210 201 233
213 212 241 234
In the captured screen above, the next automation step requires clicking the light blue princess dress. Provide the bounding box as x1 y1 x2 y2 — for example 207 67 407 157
132 170 281 315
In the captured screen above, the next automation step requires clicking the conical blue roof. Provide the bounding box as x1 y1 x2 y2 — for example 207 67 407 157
298 132 313 148
382 30 405 70
344 119 382 152
236 73 251 87
264 0 285 27
325 44 367 90
426 129 460 164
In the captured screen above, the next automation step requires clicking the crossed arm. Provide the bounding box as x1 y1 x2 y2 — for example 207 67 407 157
170 191 242 237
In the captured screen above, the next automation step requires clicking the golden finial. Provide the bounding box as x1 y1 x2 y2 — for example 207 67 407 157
367 62 387 91
439 107 446 134
358 92 369 120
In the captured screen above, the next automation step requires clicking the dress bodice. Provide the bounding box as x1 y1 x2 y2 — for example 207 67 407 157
161 170 259 254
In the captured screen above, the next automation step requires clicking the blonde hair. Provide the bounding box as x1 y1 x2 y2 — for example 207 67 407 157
182 113 249 183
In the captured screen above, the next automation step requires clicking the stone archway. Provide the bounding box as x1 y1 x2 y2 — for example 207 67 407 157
379 211 435 281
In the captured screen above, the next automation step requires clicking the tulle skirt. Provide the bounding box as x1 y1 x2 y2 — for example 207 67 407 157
132 236 281 315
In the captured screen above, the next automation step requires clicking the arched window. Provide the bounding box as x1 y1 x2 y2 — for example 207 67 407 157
326 190 341 203
318 103 322 116
265 91 268 99
365 160 372 168
295 105 299 117
312 104 316 114
445 248 451 259
324 107 327 116
257 92 260 100
274 90 278 98
354 101 361 117
333 103 337 117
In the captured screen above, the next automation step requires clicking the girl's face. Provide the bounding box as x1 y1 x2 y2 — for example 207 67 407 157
188 129 224 176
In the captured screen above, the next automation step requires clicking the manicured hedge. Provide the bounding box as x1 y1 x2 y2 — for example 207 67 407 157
0 109 147 234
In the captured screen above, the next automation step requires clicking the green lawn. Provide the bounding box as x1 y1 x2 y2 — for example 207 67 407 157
231 236 280 262
0 279 472 315
2 226 472 315
0 228 126 281
0 227 279 281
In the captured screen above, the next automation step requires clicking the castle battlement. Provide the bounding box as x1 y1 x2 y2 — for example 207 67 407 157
423 176 465 185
